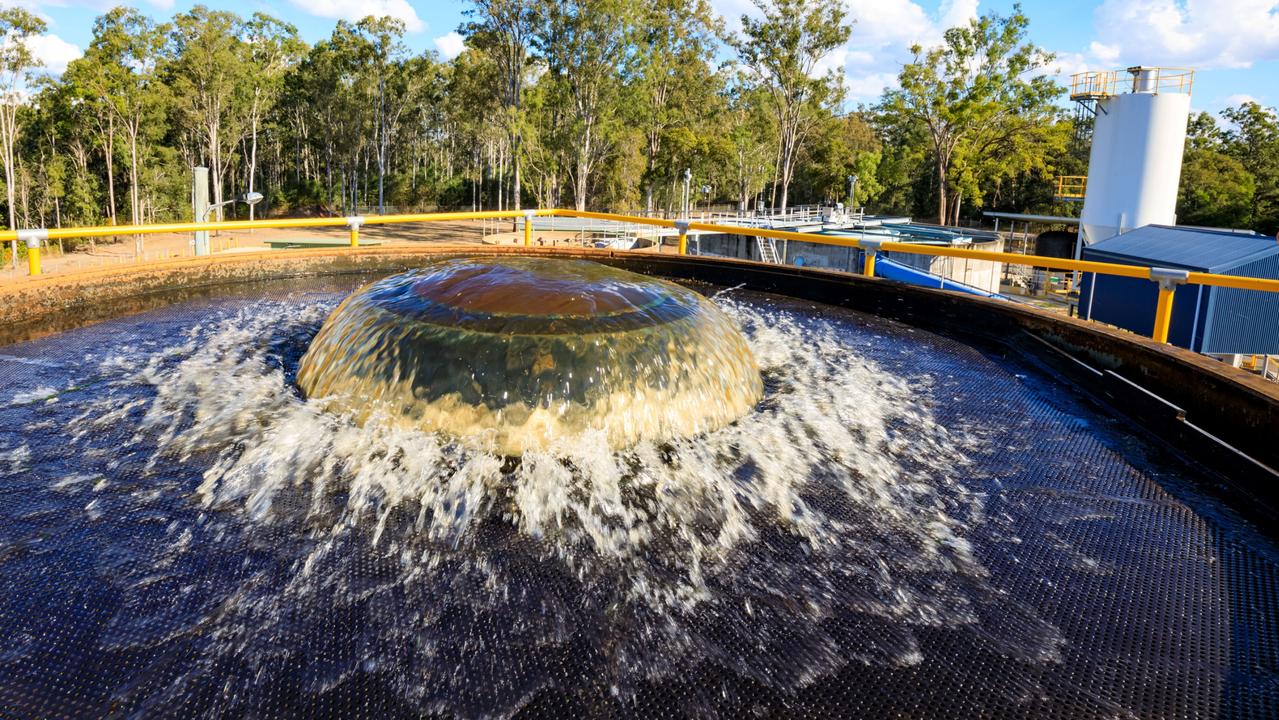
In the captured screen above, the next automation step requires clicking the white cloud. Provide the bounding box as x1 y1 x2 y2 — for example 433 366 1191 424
287 0 425 33
27 33 80 75
1089 0 1279 70
1049 50 1093 79
1224 92 1260 106
812 47 847 78
837 0 979 104
938 0 979 31
433 31 464 60
1088 41 1120 65
844 70 901 99
712 0 950 103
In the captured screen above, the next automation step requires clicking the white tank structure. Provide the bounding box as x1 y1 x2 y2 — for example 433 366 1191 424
1074 67 1195 248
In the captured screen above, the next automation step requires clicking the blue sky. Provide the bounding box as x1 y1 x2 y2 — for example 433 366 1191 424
16 0 1279 114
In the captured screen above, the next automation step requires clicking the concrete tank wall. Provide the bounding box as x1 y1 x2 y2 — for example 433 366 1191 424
1080 88 1191 245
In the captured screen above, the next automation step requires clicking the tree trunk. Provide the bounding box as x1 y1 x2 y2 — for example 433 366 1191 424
104 114 117 227
249 91 260 223
377 75 386 214
129 126 142 257
936 154 948 225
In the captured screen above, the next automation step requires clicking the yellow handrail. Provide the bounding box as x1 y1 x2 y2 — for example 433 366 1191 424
1055 176 1087 199
6 206 1279 345
0 209 551 243
1069 67 1194 100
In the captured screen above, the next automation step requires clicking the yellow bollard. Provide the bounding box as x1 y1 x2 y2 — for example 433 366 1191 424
348 216 363 248
860 239 883 277
20 231 44 276
1148 268 1188 343
1151 285 1176 343
675 221 689 255
523 211 534 247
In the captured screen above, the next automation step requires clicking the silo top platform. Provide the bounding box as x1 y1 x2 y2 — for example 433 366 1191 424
1070 66 1195 101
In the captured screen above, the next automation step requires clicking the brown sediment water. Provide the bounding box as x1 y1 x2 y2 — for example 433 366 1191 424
296 257 764 454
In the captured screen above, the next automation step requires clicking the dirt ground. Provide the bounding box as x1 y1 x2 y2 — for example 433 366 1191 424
0 220 672 284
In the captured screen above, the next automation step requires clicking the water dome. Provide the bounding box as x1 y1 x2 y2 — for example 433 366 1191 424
296 256 763 453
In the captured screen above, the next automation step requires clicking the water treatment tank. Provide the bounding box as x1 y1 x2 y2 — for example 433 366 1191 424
1074 67 1194 247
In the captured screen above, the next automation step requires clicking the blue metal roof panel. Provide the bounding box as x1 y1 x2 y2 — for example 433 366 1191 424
1083 225 1278 273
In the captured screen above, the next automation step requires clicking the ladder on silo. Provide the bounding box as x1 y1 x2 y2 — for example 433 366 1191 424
756 237 781 263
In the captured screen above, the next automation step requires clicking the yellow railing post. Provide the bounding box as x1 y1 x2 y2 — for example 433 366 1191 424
860 238 883 277
19 230 44 276
1149 268 1188 343
523 210 535 247
675 220 690 255
347 216 363 247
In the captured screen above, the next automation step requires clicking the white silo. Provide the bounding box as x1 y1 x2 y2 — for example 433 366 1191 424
1075 67 1194 247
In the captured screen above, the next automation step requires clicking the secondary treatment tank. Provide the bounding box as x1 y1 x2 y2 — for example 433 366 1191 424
1075 66 1194 247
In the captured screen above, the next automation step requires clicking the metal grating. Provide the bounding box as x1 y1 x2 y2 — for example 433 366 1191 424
0 276 1276 719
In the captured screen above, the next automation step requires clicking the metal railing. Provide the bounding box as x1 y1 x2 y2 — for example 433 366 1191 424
4 207 1278 347
1055 176 1087 200
1070 67 1194 100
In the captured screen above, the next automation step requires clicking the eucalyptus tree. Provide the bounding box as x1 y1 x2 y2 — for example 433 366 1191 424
0 7 45 234
30 78 101 232
791 112 882 205
879 7 1060 224
535 0 634 211
731 0 849 213
629 0 720 213
444 45 503 210
242 13 302 221
348 17 409 214
1221 102 1279 233
167 6 249 221
464 0 539 211
61 54 122 228
723 81 776 211
82 8 169 254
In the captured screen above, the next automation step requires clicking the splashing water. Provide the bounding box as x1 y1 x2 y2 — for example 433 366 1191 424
296 258 764 454
64 281 1060 717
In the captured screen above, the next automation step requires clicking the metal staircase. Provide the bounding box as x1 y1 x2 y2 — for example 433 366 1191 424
756 237 781 263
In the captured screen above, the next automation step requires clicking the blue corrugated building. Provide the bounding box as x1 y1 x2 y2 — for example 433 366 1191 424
1079 225 1279 354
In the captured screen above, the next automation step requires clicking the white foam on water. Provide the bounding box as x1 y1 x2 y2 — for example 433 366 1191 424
0 445 30 476
10 385 58 405
72 290 1061 716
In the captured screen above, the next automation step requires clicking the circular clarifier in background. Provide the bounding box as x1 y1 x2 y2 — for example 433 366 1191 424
296 257 764 453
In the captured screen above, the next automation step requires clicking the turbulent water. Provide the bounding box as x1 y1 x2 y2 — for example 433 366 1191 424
5 281 1070 718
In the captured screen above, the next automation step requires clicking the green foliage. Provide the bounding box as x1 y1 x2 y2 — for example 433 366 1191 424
732 0 850 211
2 0 1270 244
1219 102 1279 234
1178 148 1255 230
878 4 1062 224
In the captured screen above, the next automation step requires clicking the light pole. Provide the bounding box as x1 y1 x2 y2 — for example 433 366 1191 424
194 191 264 256
847 174 859 210
202 191 264 222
